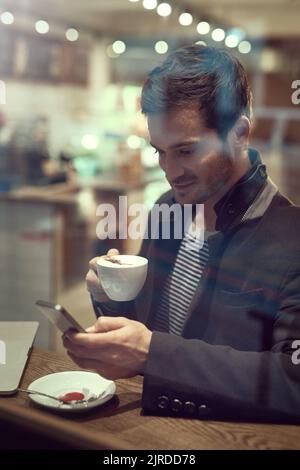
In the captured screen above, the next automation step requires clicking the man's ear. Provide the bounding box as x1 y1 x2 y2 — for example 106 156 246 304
232 116 251 146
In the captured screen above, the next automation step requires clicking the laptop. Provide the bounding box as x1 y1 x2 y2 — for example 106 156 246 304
0 322 39 395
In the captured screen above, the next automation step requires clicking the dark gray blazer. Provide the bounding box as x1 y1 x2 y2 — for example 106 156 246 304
94 149 300 423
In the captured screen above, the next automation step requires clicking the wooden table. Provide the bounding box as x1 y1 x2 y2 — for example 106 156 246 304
0 349 299 450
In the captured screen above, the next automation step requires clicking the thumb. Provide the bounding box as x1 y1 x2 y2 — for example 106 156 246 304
107 248 120 256
89 256 102 272
86 316 128 333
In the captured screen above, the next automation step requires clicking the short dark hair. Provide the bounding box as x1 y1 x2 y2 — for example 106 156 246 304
141 44 252 138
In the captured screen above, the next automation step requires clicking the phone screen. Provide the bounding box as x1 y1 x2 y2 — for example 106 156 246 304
35 300 86 334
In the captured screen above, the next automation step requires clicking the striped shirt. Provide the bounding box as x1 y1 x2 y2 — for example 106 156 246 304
152 226 213 335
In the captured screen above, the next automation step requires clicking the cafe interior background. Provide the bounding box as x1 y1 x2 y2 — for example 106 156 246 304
0 0 299 351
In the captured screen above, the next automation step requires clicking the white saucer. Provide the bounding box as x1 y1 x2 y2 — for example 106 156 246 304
27 371 116 412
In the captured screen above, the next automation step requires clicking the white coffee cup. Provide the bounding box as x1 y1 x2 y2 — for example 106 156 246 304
96 255 148 302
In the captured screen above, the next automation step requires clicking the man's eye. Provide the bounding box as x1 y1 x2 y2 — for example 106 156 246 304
178 148 194 156
179 143 207 157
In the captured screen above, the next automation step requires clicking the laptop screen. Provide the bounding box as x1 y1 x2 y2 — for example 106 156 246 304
0 322 39 395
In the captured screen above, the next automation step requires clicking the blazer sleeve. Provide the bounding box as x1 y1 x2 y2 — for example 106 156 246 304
141 263 300 422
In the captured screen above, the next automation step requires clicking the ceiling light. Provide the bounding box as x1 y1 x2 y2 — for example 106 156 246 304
154 40 168 54
225 34 239 48
35 20 50 34
66 28 79 42
0 11 14 25
211 28 225 42
143 0 158 10
178 12 193 26
157 2 172 17
128 0 140 2
112 40 126 54
196 21 210 35
238 40 252 54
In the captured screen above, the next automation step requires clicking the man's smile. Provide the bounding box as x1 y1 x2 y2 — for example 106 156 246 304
172 179 197 191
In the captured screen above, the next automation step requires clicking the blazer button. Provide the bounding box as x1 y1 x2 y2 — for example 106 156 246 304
183 401 196 416
198 404 211 417
227 203 235 215
157 395 169 410
259 166 266 177
171 399 183 413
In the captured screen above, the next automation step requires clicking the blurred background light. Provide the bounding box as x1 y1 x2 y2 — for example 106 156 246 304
35 20 50 34
143 0 158 10
156 2 172 17
154 40 169 54
227 27 246 42
225 34 239 48
81 134 99 150
196 21 210 35
238 40 252 54
112 40 126 54
178 12 193 26
211 28 225 42
0 11 15 25
127 135 141 149
260 49 281 72
65 28 79 42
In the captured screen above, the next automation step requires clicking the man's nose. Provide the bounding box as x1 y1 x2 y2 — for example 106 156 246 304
161 154 184 182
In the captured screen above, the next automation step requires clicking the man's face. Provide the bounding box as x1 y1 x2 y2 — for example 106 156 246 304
148 105 235 205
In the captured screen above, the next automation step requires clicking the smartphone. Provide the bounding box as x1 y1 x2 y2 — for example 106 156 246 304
35 300 86 334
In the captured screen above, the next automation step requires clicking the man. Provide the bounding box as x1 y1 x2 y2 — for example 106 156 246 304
63 45 300 422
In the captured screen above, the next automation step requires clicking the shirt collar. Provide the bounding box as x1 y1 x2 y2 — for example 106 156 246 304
214 148 268 232
169 148 268 231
